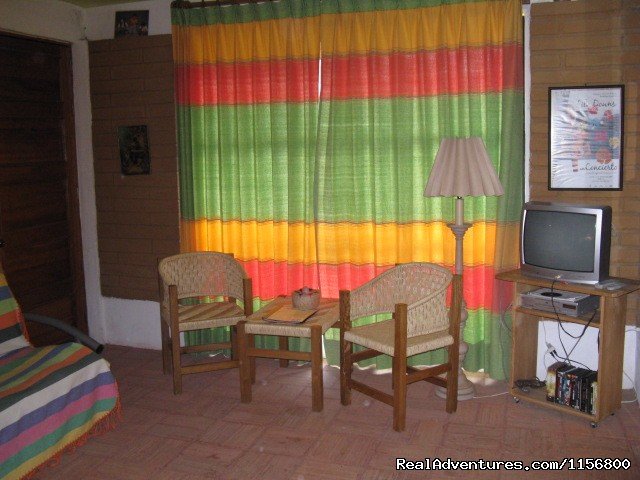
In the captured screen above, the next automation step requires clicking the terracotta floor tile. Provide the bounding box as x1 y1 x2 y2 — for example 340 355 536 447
308 432 380 468
117 434 190 469
162 440 243 476
500 426 565 456
293 459 362 480
152 412 213 441
441 423 504 452
198 420 265 448
252 425 320 457
357 467 401 480
30 346 640 480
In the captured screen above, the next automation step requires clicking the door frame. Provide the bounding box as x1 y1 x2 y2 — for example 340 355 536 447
0 31 87 334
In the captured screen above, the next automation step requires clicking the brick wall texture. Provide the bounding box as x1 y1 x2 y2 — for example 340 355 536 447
530 0 640 325
89 35 179 301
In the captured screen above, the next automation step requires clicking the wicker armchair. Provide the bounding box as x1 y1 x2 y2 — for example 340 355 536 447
339 263 462 431
158 252 252 394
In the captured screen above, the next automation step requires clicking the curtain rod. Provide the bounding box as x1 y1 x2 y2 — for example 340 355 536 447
172 0 530 8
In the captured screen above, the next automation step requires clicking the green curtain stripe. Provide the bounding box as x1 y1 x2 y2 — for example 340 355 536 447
320 0 487 15
315 91 523 224
176 102 318 223
170 0 492 26
171 0 320 26
177 91 522 224
464 310 513 380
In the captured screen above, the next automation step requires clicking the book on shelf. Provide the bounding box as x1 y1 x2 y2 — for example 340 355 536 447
584 370 594 412
555 364 574 405
568 368 588 410
546 361 567 402
546 363 598 414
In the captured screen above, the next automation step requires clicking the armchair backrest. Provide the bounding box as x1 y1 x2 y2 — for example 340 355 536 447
348 263 453 337
158 252 248 312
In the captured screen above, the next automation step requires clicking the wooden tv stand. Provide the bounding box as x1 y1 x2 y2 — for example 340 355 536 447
496 269 639 426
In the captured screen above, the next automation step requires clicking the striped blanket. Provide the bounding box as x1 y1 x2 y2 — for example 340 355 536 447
0 274 120 479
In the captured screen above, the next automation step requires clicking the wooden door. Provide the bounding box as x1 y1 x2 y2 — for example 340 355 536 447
0 33 87 345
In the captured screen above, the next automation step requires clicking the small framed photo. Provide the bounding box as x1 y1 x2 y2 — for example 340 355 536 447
118 125 150 175
548 85 624 190
114 10 149 37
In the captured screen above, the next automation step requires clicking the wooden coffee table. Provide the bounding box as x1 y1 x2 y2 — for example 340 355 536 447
237 296 339 412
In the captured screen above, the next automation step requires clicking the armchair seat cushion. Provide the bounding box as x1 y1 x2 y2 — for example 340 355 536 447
344 319 454 357
175 302 245 332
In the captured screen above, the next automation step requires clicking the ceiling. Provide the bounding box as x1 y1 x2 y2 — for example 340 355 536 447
59 0 148 8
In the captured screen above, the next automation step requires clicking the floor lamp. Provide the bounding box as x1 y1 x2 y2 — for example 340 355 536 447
423 137 504 400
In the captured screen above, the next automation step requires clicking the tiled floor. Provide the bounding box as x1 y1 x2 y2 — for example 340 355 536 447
38 346 640 479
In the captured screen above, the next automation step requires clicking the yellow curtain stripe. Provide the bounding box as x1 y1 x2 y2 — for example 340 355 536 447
322 1 521 55
172 1 520 65
172 16 320 64
180 219 519 266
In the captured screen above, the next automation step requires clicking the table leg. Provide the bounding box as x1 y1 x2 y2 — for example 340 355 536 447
279 336 289 368
310 324 323 412
237 321 251 403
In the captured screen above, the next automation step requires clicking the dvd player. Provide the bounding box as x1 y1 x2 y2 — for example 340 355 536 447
520 288 599 317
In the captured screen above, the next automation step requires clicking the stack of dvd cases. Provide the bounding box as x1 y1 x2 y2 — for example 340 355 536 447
546 362 598 415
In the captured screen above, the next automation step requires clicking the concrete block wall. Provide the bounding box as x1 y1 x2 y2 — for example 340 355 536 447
530 0 640 325
89 34 179 301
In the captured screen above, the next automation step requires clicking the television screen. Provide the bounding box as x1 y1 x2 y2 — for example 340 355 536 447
520 202 611 284
523 211 596 273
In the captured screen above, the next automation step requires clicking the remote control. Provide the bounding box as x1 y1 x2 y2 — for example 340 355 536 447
594 279 626 291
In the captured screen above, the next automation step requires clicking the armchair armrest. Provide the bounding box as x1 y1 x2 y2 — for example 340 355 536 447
24 313 104 354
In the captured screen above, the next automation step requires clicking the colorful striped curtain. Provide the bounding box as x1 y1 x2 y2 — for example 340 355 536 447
317 0 523 375
172 1 321 350
171 0 523 378
172 1 321 293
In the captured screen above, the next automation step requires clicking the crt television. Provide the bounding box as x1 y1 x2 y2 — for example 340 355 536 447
520 201 612 285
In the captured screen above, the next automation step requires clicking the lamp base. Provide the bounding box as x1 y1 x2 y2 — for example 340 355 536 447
435 290 476 402
435 371 475 401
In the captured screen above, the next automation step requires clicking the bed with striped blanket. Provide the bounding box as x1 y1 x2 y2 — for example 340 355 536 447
0 273 120 479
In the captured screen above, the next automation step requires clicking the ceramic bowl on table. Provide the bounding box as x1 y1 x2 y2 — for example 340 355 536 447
292 287 320 310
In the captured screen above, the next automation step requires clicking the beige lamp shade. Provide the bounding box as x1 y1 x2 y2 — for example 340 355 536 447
423 137 504 197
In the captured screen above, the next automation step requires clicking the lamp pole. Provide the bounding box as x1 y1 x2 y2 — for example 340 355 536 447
424 137 504 402
435 196 475 400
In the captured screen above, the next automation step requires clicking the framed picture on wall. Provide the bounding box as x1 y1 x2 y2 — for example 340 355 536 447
548 85 624 190
114 10 149 37
118 125 150 175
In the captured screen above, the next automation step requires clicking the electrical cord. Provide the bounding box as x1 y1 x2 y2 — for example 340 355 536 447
549 279 597 369
548 349 593 370
514 377 546 393
473 391 510 399
499 301 513 382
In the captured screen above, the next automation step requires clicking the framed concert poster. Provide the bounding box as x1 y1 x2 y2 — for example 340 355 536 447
548 85 624 190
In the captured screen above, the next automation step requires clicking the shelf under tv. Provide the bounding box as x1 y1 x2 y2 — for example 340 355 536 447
496 269 640 426
510 386 596 421
515 306 600 328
